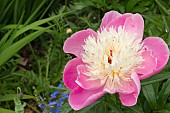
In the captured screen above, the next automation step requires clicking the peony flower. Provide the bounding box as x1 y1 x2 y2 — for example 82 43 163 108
63 11 169 110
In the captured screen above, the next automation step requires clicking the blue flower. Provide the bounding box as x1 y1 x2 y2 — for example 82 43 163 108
50 84 62 99
38 83 68 113
38 104 46 110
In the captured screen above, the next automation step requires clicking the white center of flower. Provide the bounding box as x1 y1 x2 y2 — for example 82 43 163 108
82 27 144 91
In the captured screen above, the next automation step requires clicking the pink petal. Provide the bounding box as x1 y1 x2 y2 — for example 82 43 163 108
105 13 144 40
119 72 141 106
124 14 144 40
75 65 103 90
104 77 135 94
105 13 132 31
63 29 97 57
136 49 157 79
69 86 105 110
100 11 122 31
139 37 169 80
118 80 135 94
63 58 83 90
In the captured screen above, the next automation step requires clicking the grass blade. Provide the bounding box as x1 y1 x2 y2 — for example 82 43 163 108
0 26 51 66
141 72 170 85
142 84 157 110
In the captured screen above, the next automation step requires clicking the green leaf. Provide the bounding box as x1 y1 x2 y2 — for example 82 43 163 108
24 0 47 25
163 103 170 111
131 6 149 13
142 84 157 110
141 72 170 85
126 0 139 12
14 0 19 23
12 15 59 40
129 105 144 113
14 97 26 113
158 109 170 113
0 0 14 23
143 15 164 29
39 0 55 19
1 25 55 35
0 94 34 102
0 15 60 53
74 101 101 113
155 0 170 15
157 79 170 109
0 29 13 49
60 103 73 113
0 28 47 66
106 98 123 113
0 108 15 113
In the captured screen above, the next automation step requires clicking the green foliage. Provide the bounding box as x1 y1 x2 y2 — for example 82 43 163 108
0 108 15 113
0 0 170 112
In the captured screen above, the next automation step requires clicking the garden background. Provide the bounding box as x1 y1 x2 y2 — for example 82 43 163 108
0 0 170 113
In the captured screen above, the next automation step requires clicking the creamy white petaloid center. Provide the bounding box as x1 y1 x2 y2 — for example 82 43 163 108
82 27 144 91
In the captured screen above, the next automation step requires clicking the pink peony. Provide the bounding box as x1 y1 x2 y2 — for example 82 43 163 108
63 11 169 110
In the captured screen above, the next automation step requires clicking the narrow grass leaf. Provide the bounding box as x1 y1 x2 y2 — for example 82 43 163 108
141 72 170 85
0 0 14 23
39 0 54 19
126 0 138 12
157 79 170 109
129 105 144 113
13 15 59 40
142 84 157 110
0 27 49 66
74 101 101 113
155 0 170 15
1 25 54 35
106 98 123 113
0 94 34 102
143 15 164 29
14 0 19 23
163 103 170 111
0 108 15 113
11 13 69 41
0 29 13 48
24 0 47 25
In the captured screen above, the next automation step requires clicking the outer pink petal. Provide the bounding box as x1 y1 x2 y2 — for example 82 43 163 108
105 13 144 40
119 72 141 106
105 13 132 31
69 86 105 110
139 37 169 80
76 65 103 90
118 80 135 94
136 49 157 79
63 29 97 57
100 11 122 31
75 65 103 90
124 14 144 40
63 58 83 90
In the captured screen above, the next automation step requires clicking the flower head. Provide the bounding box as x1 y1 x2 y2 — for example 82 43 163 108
63 11 169 110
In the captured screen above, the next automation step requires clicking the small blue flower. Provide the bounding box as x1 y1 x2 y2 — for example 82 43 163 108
38 83 68 113
49 101 58 106
58 84 62 88
61 93 69 100
38 104 46 109
50 84 62 99
50 91 59 99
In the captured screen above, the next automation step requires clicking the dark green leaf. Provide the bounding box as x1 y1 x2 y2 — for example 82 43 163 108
142 84 157 110
141 72 170 85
